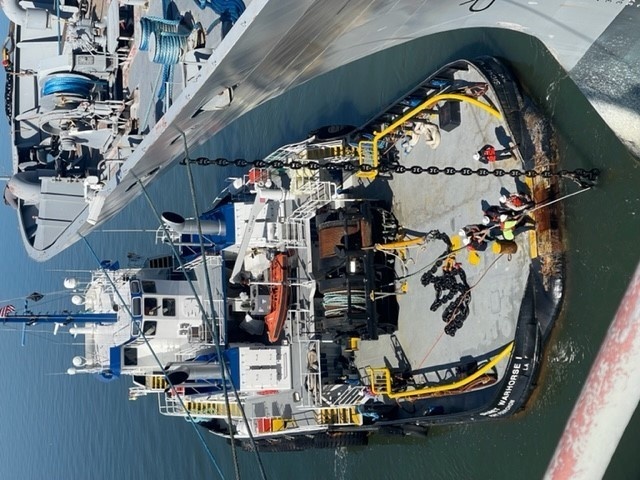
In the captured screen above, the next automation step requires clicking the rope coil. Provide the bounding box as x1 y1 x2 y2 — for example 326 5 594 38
149 31 188 65
138 16 180 52
142 18 188 100
41 74 95 98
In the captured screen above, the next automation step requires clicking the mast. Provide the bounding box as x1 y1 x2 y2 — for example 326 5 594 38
545 261 640 479
2 312 118 324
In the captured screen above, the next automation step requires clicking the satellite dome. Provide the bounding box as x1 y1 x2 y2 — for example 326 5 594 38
71 295 85 305
72 356 85 367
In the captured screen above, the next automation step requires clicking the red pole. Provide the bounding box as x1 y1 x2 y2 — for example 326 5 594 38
545 260 640 479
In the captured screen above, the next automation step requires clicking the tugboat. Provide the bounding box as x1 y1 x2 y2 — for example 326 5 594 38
2 57 597 450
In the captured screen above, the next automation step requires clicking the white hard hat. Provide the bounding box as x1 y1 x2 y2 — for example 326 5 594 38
499 214 508 222
499 195 507 204
473 153 481 161
482 216 491 225
458 229 467 238
462 237 471 246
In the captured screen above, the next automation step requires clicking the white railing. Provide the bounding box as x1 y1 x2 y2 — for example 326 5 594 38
288 180 337 222
297 339 322 407
289 308 314 341
158 395 185 416
262 140 310 164
281 221 307 249
174 344 213 362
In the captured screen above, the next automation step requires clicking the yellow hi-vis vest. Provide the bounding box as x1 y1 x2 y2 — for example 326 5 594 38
501 220 518 240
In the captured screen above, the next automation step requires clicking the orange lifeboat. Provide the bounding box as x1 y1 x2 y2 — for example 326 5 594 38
265 253 289 343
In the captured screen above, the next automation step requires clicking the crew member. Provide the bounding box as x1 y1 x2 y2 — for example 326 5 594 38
483 204 511 225
499 193 534 212
460 224 493 251
473 143 516 163
497 213 535 240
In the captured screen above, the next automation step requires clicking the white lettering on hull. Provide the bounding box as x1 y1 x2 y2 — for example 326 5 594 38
480 360 531 417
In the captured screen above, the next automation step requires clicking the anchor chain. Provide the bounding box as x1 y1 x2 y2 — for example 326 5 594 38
419 230 471 337
181 156 600 186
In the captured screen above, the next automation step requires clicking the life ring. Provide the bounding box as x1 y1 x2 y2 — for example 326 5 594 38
170 386 185 396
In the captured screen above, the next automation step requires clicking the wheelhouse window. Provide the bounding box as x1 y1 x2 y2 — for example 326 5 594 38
132 297 141 317
144 297 158 316
142 281 157 293
142 321 157 336
130 280 141 294
162 298 176 316
123 347 138 366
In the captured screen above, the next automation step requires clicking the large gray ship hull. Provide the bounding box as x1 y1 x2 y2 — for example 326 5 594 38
13 0 639 260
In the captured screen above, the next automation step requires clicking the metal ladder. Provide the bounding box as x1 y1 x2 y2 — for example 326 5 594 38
288 180 337 222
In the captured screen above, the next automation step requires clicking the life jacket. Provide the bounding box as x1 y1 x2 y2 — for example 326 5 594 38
501 219 518 241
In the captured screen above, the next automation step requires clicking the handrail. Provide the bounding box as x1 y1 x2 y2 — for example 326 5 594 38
357 93 502 179
378 93 501 140
368 341 514 400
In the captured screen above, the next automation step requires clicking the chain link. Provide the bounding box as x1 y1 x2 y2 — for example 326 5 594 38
181 156 600 186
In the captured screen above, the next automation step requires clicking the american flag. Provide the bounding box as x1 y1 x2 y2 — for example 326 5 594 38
0 304 16 317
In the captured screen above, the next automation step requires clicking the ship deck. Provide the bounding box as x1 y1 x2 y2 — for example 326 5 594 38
14 0 625 261
355 82 531 386
123 1 235 134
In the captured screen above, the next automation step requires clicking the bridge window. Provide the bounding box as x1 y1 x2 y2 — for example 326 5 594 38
132 297 141 317
143 321 157 336
142 281 156 293
124 347 138 366
162 298 176 316
144 297 158 316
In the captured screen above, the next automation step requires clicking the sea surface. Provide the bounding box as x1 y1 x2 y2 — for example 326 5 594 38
0 26 639 480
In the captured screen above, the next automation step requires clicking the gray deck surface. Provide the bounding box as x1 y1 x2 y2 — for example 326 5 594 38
354 73 532 384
